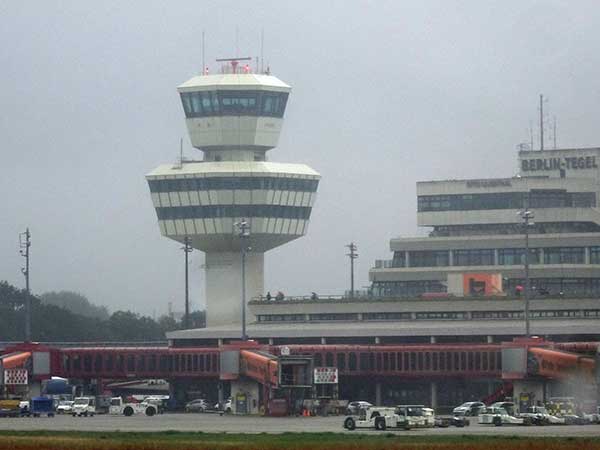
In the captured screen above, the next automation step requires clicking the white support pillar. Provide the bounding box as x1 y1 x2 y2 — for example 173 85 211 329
431 381 438 409
430 336 436 344
487 335 494 344
205 251 264 327
374 337 381 344
585 247 591 264
320 337 327 345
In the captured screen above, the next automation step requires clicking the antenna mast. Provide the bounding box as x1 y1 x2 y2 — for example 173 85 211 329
260 28 264 73
19 228 31 341
553 116 557 149
539 94 544 151
202 30 205 74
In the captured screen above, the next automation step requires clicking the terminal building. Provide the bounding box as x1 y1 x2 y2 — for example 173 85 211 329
148 62 600 407
170 146 600 347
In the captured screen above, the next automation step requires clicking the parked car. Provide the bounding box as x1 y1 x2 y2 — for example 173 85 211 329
452 401 485 416
214 398 232 414
184 399 208 413
345 401 373 415
56 401 74 414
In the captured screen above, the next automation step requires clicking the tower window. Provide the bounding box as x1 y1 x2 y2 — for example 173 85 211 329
180 90 289 118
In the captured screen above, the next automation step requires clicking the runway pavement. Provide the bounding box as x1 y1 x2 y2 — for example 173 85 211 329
1 413 600 436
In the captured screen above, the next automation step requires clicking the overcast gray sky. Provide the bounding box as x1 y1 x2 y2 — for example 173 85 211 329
1 0 599 316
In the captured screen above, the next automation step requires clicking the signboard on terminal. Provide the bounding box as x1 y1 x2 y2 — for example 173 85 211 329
521 156 599 172
313 367 338 384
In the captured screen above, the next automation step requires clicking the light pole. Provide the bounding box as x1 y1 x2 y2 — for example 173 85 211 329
182 236 193 329
19 228 31 342
346 242 358 298
235 219 250 340
519 210 534 337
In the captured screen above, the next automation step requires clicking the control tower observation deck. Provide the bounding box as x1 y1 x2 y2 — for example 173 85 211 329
146 59 320 327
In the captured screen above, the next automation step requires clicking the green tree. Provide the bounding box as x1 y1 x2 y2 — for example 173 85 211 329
40 290 109 320
108 311 163 341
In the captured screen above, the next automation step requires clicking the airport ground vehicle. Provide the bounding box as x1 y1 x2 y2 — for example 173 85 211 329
56 400 74 414
143 396 168 413
519 406 565 425
343 404 434 431
72 397 97 417
343 406 399 431
0 400 21 418
546 397 596 424
452 401 485 416
18 400 29 414
30 397 55 417
434 415 470 427
71 396 112 416
479 405 529 426
109 397 158 417
394 405 431 428
184 398 208 413
345 401 373 415
488 401 517 416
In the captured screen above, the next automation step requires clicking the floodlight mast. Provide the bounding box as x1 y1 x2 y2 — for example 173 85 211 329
19 228 31 342
235 219 251 341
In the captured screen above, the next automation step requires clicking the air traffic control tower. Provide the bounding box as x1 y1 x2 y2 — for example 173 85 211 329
146 59 320 328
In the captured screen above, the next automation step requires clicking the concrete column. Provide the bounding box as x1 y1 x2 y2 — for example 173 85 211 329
320 337 327 345
218 338 224 346
430 336 436 344
375 382 382 406
493 249 499 265
374 337 381 344
405 251 410 267
205 251 264 327
268 338 274 345
487 335 493 344
585 247 591 264
430 381 438 409
448 250 454 266
217 382 224 410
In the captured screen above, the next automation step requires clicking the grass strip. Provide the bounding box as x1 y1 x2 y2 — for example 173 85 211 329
0 432 600 450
